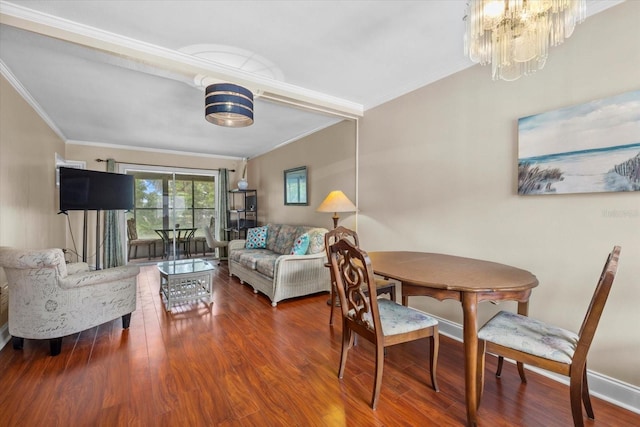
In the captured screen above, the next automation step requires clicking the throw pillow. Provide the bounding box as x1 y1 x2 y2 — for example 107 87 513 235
306 228 327 254
245 226 268 249
290 233 310 255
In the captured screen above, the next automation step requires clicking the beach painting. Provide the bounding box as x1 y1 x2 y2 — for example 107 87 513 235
518 90 640 195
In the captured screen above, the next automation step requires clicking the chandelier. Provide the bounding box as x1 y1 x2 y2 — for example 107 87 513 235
464 0 586 81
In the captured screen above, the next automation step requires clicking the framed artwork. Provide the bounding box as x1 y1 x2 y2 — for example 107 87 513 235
517 90 640 195
284 166 308 205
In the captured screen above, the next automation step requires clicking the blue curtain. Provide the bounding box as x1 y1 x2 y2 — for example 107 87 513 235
103 159 125 267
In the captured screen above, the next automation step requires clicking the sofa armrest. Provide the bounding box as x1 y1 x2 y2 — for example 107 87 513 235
66 262 90 275
228 240 247 252
58 265 140 289
273 252 328 277
275 251 326 264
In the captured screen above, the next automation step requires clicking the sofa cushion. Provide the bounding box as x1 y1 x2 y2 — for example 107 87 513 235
230 248 267 269
266 223 281 252
246 226 268 249
272 225 307 254
255 253 280 278
290 233 310 255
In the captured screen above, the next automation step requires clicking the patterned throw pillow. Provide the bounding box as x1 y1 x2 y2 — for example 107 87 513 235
306 228 328 254
245 226 268 249
290 233 310 255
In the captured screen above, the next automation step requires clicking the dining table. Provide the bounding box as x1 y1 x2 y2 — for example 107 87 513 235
154 227 197 259
367 251 538 427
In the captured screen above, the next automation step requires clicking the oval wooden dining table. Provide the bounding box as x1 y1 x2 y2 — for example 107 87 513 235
368 251 539 427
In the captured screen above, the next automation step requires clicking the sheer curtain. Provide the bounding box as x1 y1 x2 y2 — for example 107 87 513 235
103 159 125 267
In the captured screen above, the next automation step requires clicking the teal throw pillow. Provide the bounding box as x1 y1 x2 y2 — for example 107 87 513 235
245 226 268 249
290 233 310 255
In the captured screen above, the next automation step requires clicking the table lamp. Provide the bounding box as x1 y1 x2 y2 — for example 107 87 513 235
316 190 357 229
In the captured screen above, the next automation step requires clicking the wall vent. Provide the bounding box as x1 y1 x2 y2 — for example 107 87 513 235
55 153 86 186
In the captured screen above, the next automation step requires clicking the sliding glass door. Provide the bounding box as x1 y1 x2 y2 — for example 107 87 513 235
119 165 218 260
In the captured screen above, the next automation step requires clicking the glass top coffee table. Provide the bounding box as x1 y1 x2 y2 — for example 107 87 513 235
157 258 215 311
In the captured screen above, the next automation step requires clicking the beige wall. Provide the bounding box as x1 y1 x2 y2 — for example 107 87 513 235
249 120 357 230
358 2 640 385
250 2 640 388
0 76 67 281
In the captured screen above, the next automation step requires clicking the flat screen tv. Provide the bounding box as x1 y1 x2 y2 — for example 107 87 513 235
59 167 134 211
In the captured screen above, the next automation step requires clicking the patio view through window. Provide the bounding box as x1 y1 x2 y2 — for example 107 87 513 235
126 172 216 239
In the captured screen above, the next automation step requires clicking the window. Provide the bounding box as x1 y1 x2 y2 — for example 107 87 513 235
127 172 216 239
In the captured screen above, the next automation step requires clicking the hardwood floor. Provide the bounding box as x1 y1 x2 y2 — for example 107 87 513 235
1 264 638 426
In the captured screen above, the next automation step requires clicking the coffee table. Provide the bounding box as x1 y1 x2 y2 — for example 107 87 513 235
157 258 215 311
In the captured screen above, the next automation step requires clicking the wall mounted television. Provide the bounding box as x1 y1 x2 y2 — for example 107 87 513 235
59 167 134 211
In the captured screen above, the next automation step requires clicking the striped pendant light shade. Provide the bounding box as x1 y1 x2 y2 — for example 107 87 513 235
205 83 254 127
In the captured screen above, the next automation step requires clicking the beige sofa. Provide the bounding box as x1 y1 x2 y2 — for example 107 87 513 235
228 224 330 306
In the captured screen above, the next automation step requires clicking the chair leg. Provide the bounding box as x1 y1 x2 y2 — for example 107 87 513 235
495 356 527 382
338 327 352 379
49 337 62 356
12 336 24 350
581 364 594 419
477 339 486 406
496 356 504 377
122 313 132 329
430 332 440 392
371 342 385 409
329 283 335 325
570 368 586 427
517 361 527 383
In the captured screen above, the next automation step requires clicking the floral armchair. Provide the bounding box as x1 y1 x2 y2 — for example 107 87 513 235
0 247 140 356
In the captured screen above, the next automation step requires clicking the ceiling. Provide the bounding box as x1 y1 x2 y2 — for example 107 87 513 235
0 1 624 159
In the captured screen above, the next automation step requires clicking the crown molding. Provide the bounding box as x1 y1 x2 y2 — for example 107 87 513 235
65 139 242 161
0 59 67 141
586 0 627 16
0 1 363 119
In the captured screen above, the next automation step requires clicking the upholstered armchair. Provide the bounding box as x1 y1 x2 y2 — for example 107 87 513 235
0 247 140 356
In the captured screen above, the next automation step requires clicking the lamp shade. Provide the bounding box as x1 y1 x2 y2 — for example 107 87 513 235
317 191 357 213
205 83 254 127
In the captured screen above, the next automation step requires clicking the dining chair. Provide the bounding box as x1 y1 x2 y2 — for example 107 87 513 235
324 226 396 325
477 246 621 427
177 226 196 258
328 238 439 409
204 217 229 264
203 222 229 264
194 216 215 256
126 218 161 260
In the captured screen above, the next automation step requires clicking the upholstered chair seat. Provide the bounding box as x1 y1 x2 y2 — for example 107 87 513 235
478 311 579 364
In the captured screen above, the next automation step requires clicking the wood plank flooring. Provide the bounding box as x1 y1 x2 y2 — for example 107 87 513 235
0 263 638 426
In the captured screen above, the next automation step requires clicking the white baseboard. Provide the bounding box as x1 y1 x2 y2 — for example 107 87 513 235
435 316 640 415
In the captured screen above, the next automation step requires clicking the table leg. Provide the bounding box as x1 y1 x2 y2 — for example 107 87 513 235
462 292 479 427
